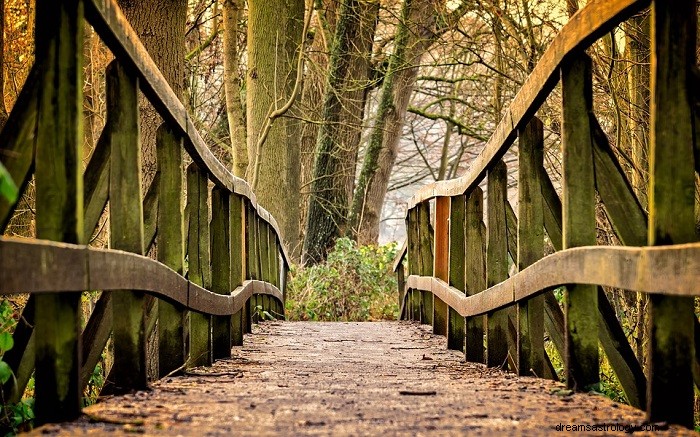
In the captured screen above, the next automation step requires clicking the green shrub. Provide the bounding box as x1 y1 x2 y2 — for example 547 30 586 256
286 238 399 321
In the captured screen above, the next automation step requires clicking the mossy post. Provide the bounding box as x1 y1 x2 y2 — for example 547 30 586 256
230 193 245 345
561 54 598 391
211 186 232 359
517 118 545 377
33 0 84 423
647 0 696 427
187 163 212 368
417 201 434 325
432 197 449 336
464 187 485 363
156 124 186 377
486 162 509 368
447 195 466 352
106 60 147 391
246 203 260 323
406 207 421 321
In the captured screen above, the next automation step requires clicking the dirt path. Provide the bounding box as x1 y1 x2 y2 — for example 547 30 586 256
33 321 694 436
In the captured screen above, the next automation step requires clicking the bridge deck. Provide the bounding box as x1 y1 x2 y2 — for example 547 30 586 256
35 322 692 436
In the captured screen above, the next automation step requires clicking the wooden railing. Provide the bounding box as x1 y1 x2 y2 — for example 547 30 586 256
0 0 289 425
394 0 699 428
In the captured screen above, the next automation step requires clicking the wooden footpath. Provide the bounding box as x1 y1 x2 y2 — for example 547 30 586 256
33 322 694 436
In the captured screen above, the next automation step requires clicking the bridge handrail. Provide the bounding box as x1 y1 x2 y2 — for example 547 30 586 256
395 0 698 428
84 0 290 265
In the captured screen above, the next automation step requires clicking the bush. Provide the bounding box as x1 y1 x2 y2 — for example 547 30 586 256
285 238 399 321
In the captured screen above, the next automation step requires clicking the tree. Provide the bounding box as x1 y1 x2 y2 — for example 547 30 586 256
302 0 379 264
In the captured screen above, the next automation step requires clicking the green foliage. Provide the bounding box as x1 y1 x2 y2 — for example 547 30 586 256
253 304 276 322
0 162 18 204
286 238 399 321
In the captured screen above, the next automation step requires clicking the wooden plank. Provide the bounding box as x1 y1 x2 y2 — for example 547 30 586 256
33 0 84 424
230 193 245 345
447 195 466 352
418 201 434 325
106 60 147 392
407 207 421 321
80 293 112 393
143 172 159 250
82 124 110 242
486 162 508 368
156 123 186 377
646 1 696 427
517 117 545 378
403 0 649 210
211 186 232 359
0 65 39 232
464 187 485 363
539 167 563 251
432 197 449 336
186 162 212 368
561 54 598 391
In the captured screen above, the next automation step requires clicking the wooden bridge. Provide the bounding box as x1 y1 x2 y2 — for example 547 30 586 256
0 0 698 434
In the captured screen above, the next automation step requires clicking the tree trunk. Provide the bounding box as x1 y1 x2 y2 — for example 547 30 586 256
222 0 248 178
246 0 304 254
0 0 8 129
348 0 446 244
302 0 378 264
117 0 186 188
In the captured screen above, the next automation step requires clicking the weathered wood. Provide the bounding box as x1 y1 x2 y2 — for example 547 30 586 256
407 208 421 321
517 118 545 378
2 296 35 403
106 60 147 392
486 162 508 368
82 126 110 242
447 195 466 352
403 0 649 210
647 1 696 427
464 187 485 363
539 167 563 251
211 186 232 359
246 201 260 281
432 197 449 336
156 124 186 377
143 173 159 250
0 65 39 232
33 0 84 423
561 54 598 391
80 293 112 393
230 193 245 346
403 240 700 319
187 163 212 368
418 201 434 325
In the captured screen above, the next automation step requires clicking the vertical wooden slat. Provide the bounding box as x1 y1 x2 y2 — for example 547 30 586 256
186 163 212 368
107 60 147 391
647 1 696 427
465 187 485 363
433 197 449 336
33 0 84 423
406 207 421 321
447 195 466 352
231 193 245 344
259 222 271 315
486 162 509 368
561 54 598 391
517 117 545 377
417 201 434 325
156 124 186 377
211 186 232 359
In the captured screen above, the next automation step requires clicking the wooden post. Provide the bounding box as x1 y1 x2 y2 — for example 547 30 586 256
230 193 245 345
647 1 696 427
447 195 466 351
464 187 485 363
186 163 212 368
211 186 232 359
156 124 186 377
406 207 421 321
33 0 84 423
486 162 509 368
433 197 449 336
561 54 598 391
517 117 545 377
106 60 147 391
259 222 271 316
417 201 434 325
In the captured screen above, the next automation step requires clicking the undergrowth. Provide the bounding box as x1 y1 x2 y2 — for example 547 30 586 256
285 238 399 321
